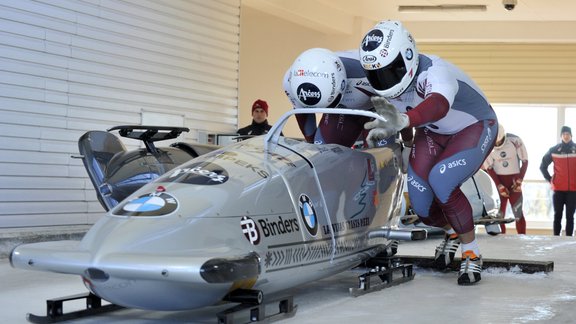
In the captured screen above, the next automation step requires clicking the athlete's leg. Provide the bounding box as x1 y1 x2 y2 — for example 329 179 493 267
408 128 458 270
427 120 498 238
407 128 448 227
564 192 575 236
552 191 565 236
508 190 526 234
499 195 509 233
565 192 576 236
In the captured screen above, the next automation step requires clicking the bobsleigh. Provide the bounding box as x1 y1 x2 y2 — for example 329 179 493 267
74 123 501 234
75 125 219 211
11 109 423 314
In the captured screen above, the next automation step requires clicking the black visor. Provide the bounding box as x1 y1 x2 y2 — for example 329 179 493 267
327 93 342 108
364 53 407 91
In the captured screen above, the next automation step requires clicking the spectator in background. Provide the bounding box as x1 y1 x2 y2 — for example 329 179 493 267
540 126 576 236
482 124 528 234
237 99 273 136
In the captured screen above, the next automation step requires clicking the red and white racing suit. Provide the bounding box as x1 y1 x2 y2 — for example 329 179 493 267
389 54 498 234
540 140 576 236
483 133 528 234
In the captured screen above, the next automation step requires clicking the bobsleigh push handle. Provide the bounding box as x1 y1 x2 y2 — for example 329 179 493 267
264 108 387 151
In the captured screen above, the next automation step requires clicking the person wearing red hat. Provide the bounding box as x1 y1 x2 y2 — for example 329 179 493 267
540 125 576 236
237 99 273 136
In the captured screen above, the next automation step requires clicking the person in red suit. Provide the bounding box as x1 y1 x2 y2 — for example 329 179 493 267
540 126 576 236
483 124 528 234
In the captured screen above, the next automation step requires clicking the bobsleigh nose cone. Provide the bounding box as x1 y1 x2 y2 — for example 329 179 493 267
84 268 110 282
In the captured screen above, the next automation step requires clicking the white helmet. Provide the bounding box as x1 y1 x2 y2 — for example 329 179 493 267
287 48 347 108
359 20 418 98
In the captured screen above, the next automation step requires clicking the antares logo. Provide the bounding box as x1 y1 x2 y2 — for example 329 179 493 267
297 83 322 106
361 29 384 51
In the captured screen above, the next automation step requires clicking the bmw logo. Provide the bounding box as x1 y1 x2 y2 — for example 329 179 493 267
406 48 413 60
299 194 318 236
114 192 178 216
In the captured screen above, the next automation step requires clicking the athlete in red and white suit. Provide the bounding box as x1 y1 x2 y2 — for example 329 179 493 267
483 125 528 234
359 20 498 285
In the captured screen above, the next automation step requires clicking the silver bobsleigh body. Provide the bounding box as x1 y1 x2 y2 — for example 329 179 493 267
11 109 409 311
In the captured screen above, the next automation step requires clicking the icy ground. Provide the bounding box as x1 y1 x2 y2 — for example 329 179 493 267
2 234 575 323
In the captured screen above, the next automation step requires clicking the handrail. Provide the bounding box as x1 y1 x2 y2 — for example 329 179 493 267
263 108 387 151
262 108 388 261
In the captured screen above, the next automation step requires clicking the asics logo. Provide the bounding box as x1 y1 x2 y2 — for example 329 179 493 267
439 159 467 174
480 127 493 153
407 175 427 192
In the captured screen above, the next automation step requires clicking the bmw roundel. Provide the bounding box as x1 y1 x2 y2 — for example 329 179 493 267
299 194 318 236
406 48 413 60
114 192 178 216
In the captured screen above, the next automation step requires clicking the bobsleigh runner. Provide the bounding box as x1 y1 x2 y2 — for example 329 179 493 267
10 109 552 323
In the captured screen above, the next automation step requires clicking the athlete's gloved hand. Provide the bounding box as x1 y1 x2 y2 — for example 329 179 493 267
497 184 510 198
364 97 409 147
511 178 523 192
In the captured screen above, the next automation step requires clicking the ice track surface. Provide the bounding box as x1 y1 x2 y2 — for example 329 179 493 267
2 233 575 323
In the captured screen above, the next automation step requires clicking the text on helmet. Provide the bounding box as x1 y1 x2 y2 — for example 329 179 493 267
294 69 329 79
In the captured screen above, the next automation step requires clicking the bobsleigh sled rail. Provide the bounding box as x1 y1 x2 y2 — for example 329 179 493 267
395 255 554 274
26 292 123 324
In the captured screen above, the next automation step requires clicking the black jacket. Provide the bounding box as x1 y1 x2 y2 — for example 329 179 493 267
237 120 272 136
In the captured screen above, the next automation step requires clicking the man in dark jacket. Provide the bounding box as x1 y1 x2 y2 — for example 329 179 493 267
237 99 273 136
540 126 576 236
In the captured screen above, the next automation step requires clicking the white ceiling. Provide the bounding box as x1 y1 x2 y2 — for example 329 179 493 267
243 0 576 42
